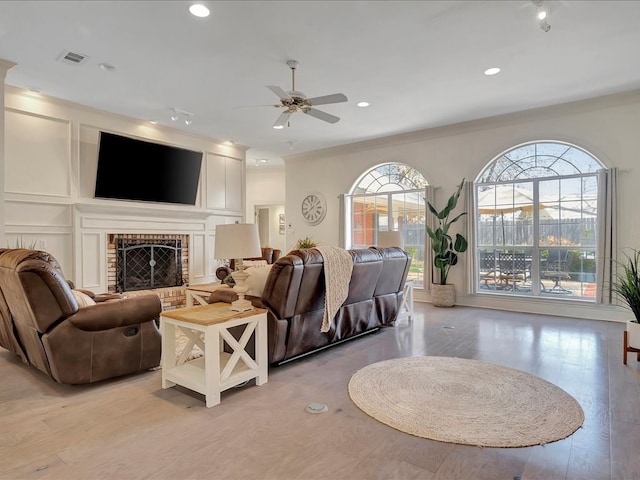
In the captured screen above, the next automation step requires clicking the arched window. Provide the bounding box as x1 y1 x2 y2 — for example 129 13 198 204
475 141 604 300
346 163 427 288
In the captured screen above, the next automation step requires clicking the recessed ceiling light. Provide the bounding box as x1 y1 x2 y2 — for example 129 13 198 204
256 158 269 165
98 63 116 72
484 67 501 76
357 101 370 108
273 125 284 130
189 4 210 17
149 120 157 125
27 86 42 93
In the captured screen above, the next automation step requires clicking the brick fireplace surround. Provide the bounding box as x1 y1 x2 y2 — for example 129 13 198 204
106 233 190 310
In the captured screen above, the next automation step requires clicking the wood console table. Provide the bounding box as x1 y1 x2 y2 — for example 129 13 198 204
185 283 229 307
397 280 414 322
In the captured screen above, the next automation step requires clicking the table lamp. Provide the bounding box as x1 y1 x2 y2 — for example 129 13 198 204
214 223 262 312
377 230 403 248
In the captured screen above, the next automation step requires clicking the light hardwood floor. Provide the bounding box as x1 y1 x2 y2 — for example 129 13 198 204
1 303 639 480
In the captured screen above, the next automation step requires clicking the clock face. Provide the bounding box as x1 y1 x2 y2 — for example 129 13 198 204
301 193 326 225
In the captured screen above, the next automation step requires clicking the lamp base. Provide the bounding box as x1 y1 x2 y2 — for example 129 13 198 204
230 298 253 312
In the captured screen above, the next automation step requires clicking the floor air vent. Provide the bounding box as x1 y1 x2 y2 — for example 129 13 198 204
58 50 88 65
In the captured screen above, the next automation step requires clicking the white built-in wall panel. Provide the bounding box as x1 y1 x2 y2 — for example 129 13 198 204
190 233 207 284
80 232 103 289
206 154 227 209
78 124 100 200
5 202 72 227
5 110 71 197
225 157 243 211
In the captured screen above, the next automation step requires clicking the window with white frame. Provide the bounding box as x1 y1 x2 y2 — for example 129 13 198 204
345 163 427 288
475 141 604 300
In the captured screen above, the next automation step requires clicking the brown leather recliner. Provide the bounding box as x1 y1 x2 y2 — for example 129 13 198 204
0 249 162 384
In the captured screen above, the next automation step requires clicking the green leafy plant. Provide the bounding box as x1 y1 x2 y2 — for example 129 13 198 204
13 237 37 249
295 236 317 249
425 179 468 285
613 249 640 322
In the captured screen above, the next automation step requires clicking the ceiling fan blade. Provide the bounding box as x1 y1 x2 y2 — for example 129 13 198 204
267 85 291 101
273 110 292 128
234 104 280 109
304 108 340 124
306 93 348 106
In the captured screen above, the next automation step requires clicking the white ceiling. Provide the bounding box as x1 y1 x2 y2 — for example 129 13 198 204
2 0 640 165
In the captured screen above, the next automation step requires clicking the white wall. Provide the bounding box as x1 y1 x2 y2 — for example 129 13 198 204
285 90 640 321
0 60 17 246
246 166 286 252
4 86 247 290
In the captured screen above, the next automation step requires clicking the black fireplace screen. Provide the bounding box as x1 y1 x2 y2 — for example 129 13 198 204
116 238 183 292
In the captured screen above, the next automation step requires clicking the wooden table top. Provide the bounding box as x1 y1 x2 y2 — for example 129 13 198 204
161 302 266 326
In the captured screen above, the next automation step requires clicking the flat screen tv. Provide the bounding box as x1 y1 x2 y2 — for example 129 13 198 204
95 132 203 205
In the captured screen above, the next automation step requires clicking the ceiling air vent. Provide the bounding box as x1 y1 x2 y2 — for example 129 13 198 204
58 50 88 65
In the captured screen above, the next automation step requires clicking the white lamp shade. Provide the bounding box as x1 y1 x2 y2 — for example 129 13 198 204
377 230 403 248
214 223 262 260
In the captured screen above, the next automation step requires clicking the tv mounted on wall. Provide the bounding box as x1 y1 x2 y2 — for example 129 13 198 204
95 132 203 206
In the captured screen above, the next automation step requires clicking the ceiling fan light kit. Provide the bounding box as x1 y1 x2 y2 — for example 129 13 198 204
267 60 348 129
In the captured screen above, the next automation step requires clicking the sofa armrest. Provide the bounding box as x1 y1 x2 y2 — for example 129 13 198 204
93 293 124 302
208 289 264 308
67 295 162 331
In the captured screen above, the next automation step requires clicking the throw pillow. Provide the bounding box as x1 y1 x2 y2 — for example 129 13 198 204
71 289 96 308
245 264 273 297
242 259 268 267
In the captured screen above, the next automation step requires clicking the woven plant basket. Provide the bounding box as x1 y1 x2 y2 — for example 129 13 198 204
431 283 456 307
627 321 640 349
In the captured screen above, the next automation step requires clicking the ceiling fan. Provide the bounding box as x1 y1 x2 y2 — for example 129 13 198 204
267 60 348 129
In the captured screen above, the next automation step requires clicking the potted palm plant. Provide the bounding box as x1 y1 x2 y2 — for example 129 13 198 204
613 249 640 349
426 179 468 307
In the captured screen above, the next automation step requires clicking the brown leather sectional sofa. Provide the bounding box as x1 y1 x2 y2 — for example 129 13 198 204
0 249 162 384
209 246 412 365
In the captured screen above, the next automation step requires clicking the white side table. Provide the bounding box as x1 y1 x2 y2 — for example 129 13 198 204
185 283 229 307
397 280 414 322
161 302 268 407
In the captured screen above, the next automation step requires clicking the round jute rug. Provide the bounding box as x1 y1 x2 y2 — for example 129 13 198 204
348 356 584 448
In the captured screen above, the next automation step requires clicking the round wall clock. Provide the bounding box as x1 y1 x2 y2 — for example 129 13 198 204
301 193 327 226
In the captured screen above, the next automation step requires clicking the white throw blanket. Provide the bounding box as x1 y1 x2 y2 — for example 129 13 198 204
315 246 354 333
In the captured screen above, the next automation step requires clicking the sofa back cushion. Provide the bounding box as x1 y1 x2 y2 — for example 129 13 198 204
372 247 412 295
344 249 384 304
261 254 304 320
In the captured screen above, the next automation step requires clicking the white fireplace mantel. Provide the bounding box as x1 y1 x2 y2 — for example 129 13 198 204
73 202 242 293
